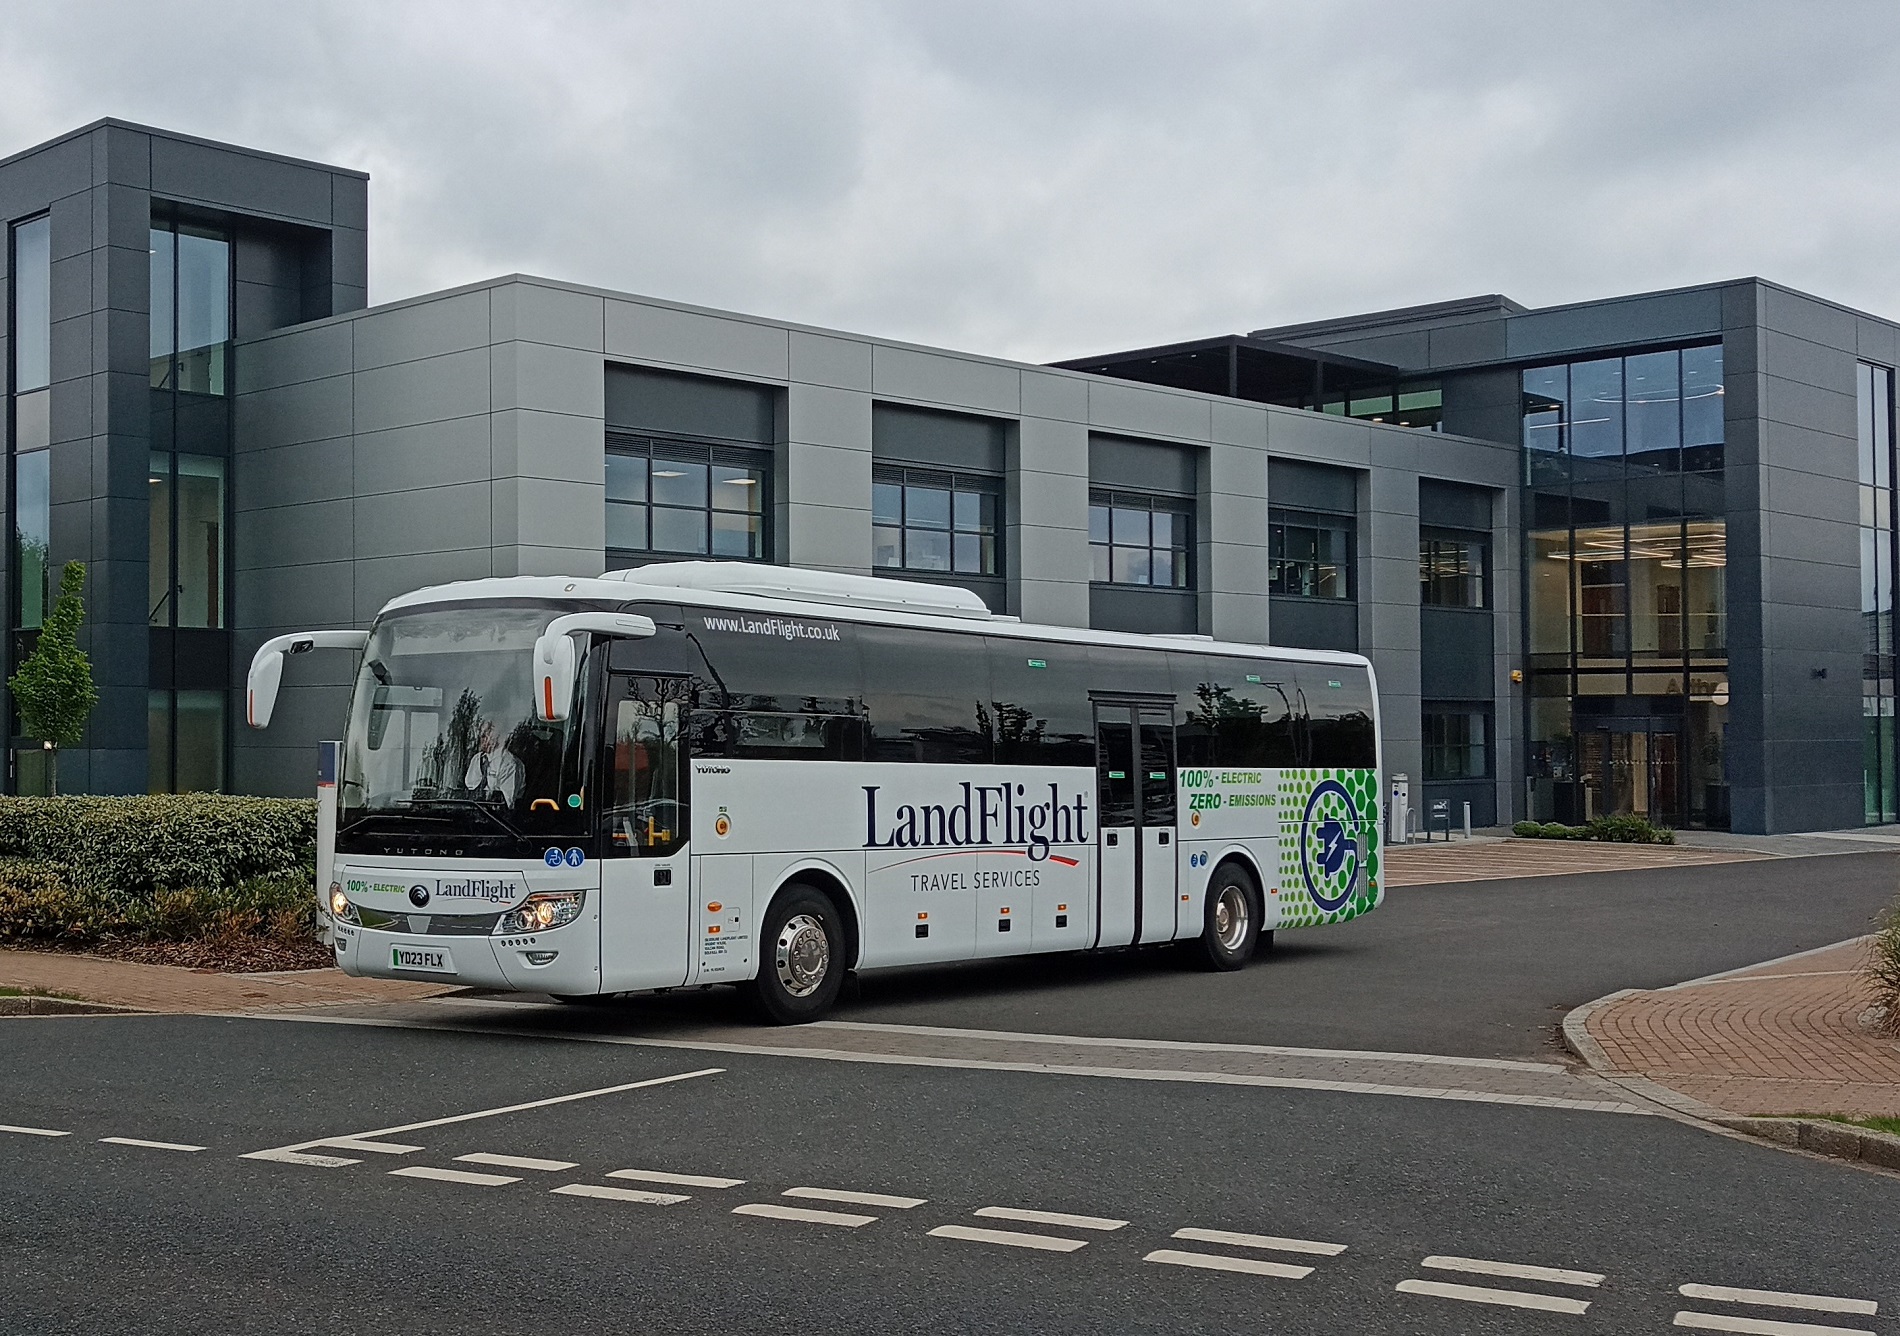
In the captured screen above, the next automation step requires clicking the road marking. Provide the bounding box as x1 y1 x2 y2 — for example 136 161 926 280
1172 1227 1346 1256
1673 1313 1876 1336
456 1153 578 1172
783 1187 926 1209
1422 1255 1605 1287
0 1124 69 1138
242 1066 722 1166
98 1137 205 1152
1144 1249 1313 1279
389 1166 520 1186
732 1202 876 1228
1678 1286 1879 1317
552 1183 690 1205
607 1169 745 1188
325 1139 422 1155
974 1206 1127 1231
1397 1279 1591 1315
929 1224 1088 1253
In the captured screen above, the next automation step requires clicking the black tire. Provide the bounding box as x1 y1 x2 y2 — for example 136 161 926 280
749 883 847 1024
548 992 605 1005
1194 862 1261 971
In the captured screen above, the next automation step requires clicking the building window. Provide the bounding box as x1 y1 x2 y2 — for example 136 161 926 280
1089 492 1191 588
873 467 999 576
1321 379 1444 431
1420 531 1488 607
1269 509 1353 599
150 222 231 396
1423 708 1490 780
148 453 226 629
1521 344 1724 474
10 216 52 640
605 436 770 562
1859 361 1897 824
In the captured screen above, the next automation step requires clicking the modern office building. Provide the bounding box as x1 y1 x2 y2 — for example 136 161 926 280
3 119 1894 833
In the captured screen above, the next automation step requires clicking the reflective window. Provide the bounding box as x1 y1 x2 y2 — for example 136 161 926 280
1269 509 1354 599
1520 346 1723 473
1420 531 1487 607
149 222 230 395
148 454 225 628
1423 708 1490 780
1569 358 1624 459
1859 361 1898 823
871 466 999 576
12 216 51 391
1089 491 1192 588
605 435 769 562
13 448 49 629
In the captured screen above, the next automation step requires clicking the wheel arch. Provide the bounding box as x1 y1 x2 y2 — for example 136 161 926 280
764 861 862 972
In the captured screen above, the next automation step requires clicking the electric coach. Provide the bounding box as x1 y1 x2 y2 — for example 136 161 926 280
248 562 1385 1023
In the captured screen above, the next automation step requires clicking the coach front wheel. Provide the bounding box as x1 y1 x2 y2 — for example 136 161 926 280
750 883 846 1024
1195 863 1261 971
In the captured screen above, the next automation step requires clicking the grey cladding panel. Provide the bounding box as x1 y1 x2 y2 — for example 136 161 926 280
605 364 775 443
1268 458 1357 514
1420 607 1493 698
1090 585 1198 635
1419 478 1492 530
872 402 1007 473
1505 288 1723 361
1089 434 1196 496
1268 597 1358 652
149 137 333 223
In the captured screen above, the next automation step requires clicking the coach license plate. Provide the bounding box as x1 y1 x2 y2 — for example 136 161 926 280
390 945 455 974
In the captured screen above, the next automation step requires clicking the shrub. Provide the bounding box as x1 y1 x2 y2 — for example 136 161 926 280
0 859 102 942
0 795 316 902
1868 898 1900 1037
1511 821 1541 837
1510 815 1674 844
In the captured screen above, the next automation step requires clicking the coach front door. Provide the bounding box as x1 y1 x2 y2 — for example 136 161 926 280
597 673 693 993
1093 702 1179 949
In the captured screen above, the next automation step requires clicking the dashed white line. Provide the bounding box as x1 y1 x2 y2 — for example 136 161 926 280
552 1183 690 1205
1673 1313 1876 1336
243 1148 360 1168
98 1137 205 1152
326 1139 422 1155
0 1124 69 1138
1422 1255 1605 1287
783 1187 926 1209
973 1206 1127 1231
1396 1279 1592 1315
607 1169 745 1189
455 1153 578 1172
928 1224 1088 1253
388 1166 521 1187
1144 1249 1314 1279
1171 1227 1346 1256
1678 1285 1878 1317
732 1202 876 1228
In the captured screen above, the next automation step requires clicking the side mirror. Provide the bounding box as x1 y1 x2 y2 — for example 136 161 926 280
533 612 658 722
247 630 371 729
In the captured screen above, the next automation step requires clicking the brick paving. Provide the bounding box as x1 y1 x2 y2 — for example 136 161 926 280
0 948 453 1014
1584 940 1900 1119
1385 837 1769 887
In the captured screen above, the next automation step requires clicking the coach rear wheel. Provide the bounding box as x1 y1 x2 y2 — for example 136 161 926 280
750 883 846 1024
1195 864 1260 971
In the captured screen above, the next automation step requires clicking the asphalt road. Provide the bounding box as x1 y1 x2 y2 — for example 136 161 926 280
518 848 1900 1059
2 1016 1895 1336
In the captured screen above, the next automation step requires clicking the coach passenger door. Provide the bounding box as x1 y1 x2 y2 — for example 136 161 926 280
1095 706 1138 948
597 673 693 993
1136 707 1178 943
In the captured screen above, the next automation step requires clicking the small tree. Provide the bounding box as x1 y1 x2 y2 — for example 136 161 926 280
9 561 99 795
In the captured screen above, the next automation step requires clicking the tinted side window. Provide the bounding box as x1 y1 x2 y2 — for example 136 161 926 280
861 623 992 763
684 603 862 714
986 638 1096 768
1173 654 1298 768
1298 663 1377 768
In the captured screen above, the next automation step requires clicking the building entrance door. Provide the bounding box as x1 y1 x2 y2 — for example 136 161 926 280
1578 724 1681 825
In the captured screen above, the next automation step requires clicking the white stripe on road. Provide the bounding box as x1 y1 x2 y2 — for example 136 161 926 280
242 1067 721 1166
1145 1249 1313 1279
1422 1255 1605 1287
239 1148 361 1167
388 1166 520 1186
325 1139 422 1155
607 1169 744 1188
1674 1312 1875 1336
1172 1227 1346 1256
0 1124 69 1137
455 1153 578 1172
552 1183 690 1205
975 1206 1127 1231
1397 1279 1592 1315
98 1137 205 1152
784 1187 926 1209
929 1224 1088 1253
732 1202 876 1228
1678 1285 1878 1317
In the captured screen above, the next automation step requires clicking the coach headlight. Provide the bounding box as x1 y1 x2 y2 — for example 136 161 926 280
497 891 586 935
328 884 359 925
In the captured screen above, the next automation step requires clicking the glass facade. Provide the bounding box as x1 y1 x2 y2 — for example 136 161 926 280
10 216 51 646
1420 530 1487 607
1268 509 1354 599
1089 491 1192 588
1523 343 1728 828
149 224 230 395
605 436 770 563
873 467 1000 576
1859 361 1897 824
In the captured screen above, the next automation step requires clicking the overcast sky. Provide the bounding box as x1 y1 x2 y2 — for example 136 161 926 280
4 1 1898 362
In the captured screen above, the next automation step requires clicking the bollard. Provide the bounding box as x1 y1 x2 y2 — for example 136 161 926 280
1463 802 1472 840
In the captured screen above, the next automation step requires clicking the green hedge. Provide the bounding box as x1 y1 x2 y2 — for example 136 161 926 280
0 795 317 903
1511 814 1676 845
1868 897 1900 1037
